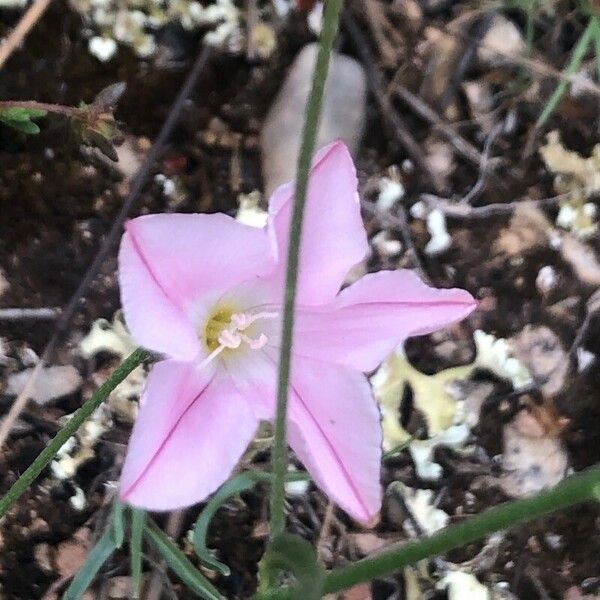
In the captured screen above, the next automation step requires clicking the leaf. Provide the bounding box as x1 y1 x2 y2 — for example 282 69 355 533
193 471 269 575
144 520 224 600
536 17 596 128
257 533 325 600
71 83 127 162
0 106 47 135
62 529 117 600
0 107 47 121
92 82 127 112
130 508 145 599
193 471 310 576
112 499 125 548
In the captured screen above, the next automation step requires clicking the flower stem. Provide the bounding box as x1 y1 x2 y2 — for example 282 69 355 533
269 0 345 538
0 100 82 118
322 465 600 593
0 348 148 519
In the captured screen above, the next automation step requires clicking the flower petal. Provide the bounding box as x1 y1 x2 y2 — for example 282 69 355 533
119 232 201 360
221 348 277 421
285 355 382 523
267 142 369 305
293 270 477 372
119 360 258 511
120 213 274 359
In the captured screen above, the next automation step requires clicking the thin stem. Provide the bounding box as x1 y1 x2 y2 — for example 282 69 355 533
323 465 600 593
0 348 148 519
0 99 81 118
536 16 596 128
130 508 146 599
269 0 345 538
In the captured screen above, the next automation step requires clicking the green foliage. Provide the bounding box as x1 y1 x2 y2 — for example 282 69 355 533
257 533 325 600
506 1 600 127
111 499 126 548
194 472 269 575
193 471 309 576
144 520 225 600
130 509 146 599
0 106 47 135
536 16 599 128
62 529 118 600
72 82 127 161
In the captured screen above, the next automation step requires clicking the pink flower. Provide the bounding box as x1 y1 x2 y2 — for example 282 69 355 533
117 142 476 523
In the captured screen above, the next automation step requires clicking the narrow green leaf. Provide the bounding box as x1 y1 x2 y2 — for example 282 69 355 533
537 17 596 128
593 17 600 83
62 529 117 600
193 471 310 576
111 499 125 548
193 471 269 575
258 533 325 600
130 509 145 599
144 520 224 600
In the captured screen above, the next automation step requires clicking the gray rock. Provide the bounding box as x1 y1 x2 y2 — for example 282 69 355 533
261 43 367 198
7 365 82 405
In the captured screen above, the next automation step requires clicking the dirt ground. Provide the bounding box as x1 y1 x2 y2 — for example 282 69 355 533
1 1 600 599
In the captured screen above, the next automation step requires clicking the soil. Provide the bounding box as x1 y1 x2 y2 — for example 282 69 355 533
1 1 600 599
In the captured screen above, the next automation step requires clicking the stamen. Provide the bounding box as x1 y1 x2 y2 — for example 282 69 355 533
200 307 278 368
240 332 268 350
218 329 242 349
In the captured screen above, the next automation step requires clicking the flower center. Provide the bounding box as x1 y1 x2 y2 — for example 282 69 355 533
202 306 277 356
204 306 235 352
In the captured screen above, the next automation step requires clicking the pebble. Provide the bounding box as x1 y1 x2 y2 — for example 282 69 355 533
478 15 525 66
7 365 82 405
536 265 557 295
261 43 367 197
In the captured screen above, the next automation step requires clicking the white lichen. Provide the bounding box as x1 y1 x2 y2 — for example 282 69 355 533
377 176 405 213
236 191 268 228
71 0 244 60
425 208 452 255
88 36 118 61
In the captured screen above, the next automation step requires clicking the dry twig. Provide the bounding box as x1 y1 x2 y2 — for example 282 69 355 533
0 0 52 70
0 307 59 320
342 10 443 191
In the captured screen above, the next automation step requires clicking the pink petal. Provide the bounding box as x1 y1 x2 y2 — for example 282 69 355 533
120 213 274 359
119 360 258 511
285 355 382 523
221 347 278 421
267 142 369 305
293 270 477 372
119 233 201 360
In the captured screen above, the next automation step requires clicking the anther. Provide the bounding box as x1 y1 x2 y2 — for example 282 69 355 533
218 329 242 349
241 332 268 350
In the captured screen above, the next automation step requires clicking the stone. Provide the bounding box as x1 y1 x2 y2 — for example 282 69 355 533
261 43 367 197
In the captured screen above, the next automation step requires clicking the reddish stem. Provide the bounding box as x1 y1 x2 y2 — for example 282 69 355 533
0 100 82 118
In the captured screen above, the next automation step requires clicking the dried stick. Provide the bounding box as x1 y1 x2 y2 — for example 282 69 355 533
0 0 52 70
0 46 212 450
341 10 443 192
0 307 59 320
391 83 482 166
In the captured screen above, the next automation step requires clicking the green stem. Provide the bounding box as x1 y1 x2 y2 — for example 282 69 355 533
0 348 148 519
536 16 596 128
269 0 345 538
130 508 146 599
0 100 81 118
323 465 600 593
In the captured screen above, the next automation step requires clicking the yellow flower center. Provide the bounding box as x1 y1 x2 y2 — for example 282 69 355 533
203 306 235 352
